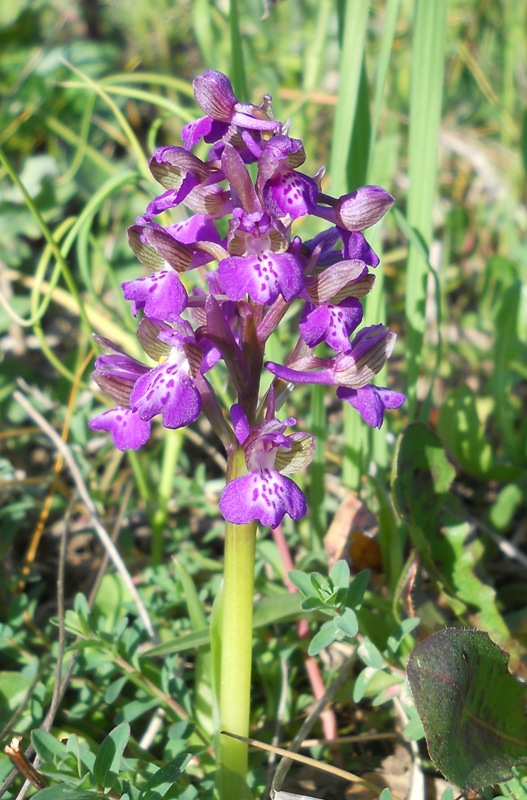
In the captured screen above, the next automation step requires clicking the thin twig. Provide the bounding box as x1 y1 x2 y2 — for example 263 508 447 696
222 730 400 799
11 496 73 800
0 483 138 800
13 387 157 641
270 654 357 797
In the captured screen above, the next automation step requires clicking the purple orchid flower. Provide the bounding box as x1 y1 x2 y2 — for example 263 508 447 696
89 407 151 451
219 404 315 528
88 320 217 450
217 209 304 304
299 297 364 353
265 325 404 427
88 338 152 451
256 135 319 220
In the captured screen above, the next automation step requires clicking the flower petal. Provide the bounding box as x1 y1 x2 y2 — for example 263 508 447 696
89 408 151 450
122 270 188 321
130 364 201 429
300 298 363 353
218 252 304 304
337 385 405 428
181 116 229 149
341 230 380 267
263 169 318 219
219 469 307 528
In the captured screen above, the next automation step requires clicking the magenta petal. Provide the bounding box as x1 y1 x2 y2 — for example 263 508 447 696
145 188 186 218
219 469 307 528
218 252 304 304
89 408 151 451
263 169 318 219
122 270 188 321
300 298 363 353
337 385 405 428
181 116 229 149
231 404 251 444
166 215 221 246
341 231 380 267
130 364 201 429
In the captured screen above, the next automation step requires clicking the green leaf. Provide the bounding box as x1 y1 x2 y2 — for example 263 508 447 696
402 710 425 742
0 671 35 727
392 421 455 533
407 628 527 789
308 620 338 656
33 789 104 800
301 596 327 612
138 753 191 800
309 572 327 597
93 722 130 789
358 639 384 669
432 516 511 646
174 561 213 736
104 676 128 705
436 386 493 478
286 570 315 597
335 608 358 638
353 667 378 703
346 569 370 611
32 730 68 763
386 618 421 656
489 483 525 530
329 559 350 592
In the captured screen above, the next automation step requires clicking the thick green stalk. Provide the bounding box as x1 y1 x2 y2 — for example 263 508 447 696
216 448 256 799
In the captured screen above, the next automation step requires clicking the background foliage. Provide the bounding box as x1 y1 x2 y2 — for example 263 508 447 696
1 0 527 798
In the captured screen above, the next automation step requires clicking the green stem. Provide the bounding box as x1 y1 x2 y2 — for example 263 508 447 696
217 449 256 798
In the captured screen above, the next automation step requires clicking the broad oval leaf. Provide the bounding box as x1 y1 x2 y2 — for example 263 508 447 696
407 628 527 789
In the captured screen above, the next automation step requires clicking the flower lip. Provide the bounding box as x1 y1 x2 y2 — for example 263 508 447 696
218 406 313 528
89 407 151 451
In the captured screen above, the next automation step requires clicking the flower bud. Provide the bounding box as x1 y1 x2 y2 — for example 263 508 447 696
335 185 394 231
193 70 238 121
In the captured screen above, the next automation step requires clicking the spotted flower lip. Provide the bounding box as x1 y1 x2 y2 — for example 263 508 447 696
299 297 363 353
256 135 319 220
89 407 151 451
217 209 304 304
219 405 315 528
130 360 202 430
121 269 188 322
